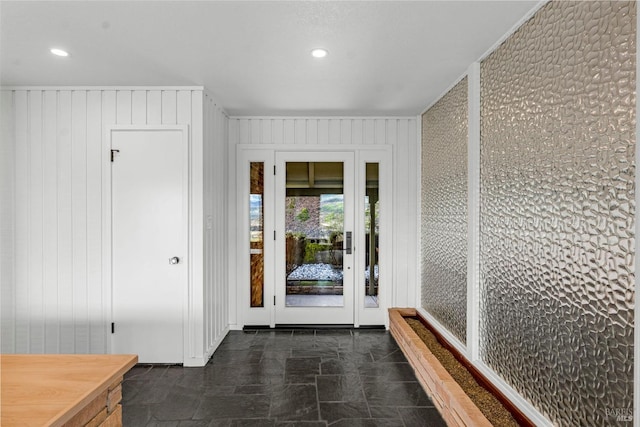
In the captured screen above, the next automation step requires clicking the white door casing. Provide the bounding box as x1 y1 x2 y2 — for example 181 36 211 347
110 126 188 363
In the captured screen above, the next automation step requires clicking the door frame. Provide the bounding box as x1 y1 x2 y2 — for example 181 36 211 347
105 125 190 362
236 144 393 328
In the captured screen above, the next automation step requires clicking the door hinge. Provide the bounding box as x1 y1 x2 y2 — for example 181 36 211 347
274 230 276 240
274 296 276 306
111 149 120 162
111 322 115 334
274 165 276 175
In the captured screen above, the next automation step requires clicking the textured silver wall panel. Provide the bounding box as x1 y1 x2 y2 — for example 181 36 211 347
480 2 635 426
421 77 468 344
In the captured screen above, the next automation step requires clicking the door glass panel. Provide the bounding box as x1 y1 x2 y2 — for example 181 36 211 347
365 163 379 308
285 162 344 307
250 162 264 307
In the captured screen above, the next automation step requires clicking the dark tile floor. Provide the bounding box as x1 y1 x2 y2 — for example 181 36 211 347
122 329 447 427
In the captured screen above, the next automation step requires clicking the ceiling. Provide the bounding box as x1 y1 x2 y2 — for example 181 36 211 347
0 1 539 116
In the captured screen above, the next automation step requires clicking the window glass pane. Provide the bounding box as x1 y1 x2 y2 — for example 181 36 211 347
365 163 379 308
250 162 264 307
285 162 344 307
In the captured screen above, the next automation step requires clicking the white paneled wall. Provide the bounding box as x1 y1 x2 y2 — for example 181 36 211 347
203 93 230 359
1 87 229 365
227 117 418 326
1 91 16 352
228 117 413 147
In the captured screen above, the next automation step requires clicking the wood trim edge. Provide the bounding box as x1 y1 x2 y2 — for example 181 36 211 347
391 308 535 427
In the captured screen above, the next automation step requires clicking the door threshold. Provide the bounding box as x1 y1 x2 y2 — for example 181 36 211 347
276 324 354 329
243 324 385 331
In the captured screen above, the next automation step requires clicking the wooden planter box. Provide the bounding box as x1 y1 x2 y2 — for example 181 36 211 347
389 308 492 427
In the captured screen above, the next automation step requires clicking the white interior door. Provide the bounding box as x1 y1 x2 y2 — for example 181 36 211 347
111 127 187 363
274 151 355 325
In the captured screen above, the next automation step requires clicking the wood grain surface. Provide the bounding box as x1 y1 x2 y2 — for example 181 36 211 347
1 354 137 427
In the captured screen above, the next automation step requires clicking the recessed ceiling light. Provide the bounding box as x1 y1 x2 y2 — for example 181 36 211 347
50 48 69 57
311 48 328 58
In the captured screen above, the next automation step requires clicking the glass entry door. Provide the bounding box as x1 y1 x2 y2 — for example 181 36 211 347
274 152 355 325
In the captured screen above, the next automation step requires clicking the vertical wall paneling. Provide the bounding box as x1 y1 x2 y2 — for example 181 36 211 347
340 120 351 145
318 119 329 144
147 90 162 124
86 91 103 353
1 91 16 352
393 118 409 306
214 102 220 346
131 90 147 124
306 120 317 145
100 90 116 355
176 91 192 126
219 103 229 348
363 119 375 144
294 119 306 145
272 119 283 143
189 90 204 363
42 91 59 353
250 119 261 144
223 111 230 335
228 118 239 146
415 118 422 310
211 104 217 342
214 104 222 344
28 91 44 353
202 92 230 359
71 90 89 353
227 122 238 327
405 120 418 304
3 87 227 365
14 91 28 353
115 90 131 125
386 120 397 147
351 119 363 145
261 120 272 144
57 90 74 353
374 120 386 145
162 90 177 124
203 96 211 351
239 118 250 144
329 119 340 144
283 119 295 144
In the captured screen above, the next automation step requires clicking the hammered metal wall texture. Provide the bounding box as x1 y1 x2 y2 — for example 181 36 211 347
421 77 468 344
480 2 635 426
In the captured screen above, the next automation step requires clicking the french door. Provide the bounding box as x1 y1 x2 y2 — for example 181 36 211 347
240 147 388 327
274 152 355 324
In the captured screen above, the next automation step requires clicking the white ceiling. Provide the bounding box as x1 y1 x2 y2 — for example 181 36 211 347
0 1 539 116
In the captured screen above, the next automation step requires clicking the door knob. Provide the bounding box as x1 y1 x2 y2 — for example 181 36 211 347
169 256 180 265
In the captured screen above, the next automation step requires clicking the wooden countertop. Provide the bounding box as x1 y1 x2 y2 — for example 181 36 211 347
1 354 138 427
